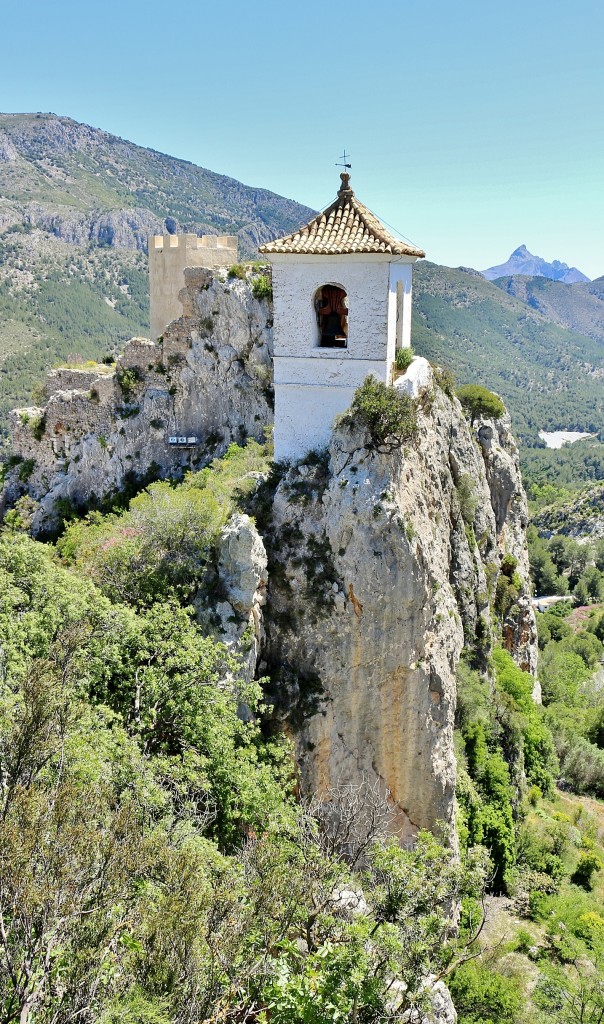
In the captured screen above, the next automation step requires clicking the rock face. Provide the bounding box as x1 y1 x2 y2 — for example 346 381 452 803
260 373 536 841
477 417 538 685
213 513 268 685
1 275 537 843
0 270 273 534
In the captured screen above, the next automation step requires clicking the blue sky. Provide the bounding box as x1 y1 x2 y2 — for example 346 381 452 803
3 0 603 277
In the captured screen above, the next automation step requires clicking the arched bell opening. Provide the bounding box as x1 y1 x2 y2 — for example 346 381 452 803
314 284 348 349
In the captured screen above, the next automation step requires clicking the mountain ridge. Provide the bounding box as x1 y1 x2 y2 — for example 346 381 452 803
482 243 590 284
0 112 315 253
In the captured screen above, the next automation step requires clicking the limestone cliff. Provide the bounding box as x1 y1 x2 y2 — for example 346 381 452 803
253 373 536 841
0 271 537 842
0 268 273 534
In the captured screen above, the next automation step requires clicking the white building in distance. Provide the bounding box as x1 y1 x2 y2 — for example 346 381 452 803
259 172 425 462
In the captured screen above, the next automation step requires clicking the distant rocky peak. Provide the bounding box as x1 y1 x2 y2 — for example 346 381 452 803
482 244 590 284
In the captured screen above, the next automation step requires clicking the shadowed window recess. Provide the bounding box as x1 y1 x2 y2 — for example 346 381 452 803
314 285 348 348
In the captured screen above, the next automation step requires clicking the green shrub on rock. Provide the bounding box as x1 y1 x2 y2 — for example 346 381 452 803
457 384 505 424
394 345 414 374
251 274 272 301
348 376 418 454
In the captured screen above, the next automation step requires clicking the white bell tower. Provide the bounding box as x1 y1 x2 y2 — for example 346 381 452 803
260 173 424 462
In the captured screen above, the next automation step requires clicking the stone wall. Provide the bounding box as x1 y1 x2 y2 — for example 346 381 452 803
148 233 238 342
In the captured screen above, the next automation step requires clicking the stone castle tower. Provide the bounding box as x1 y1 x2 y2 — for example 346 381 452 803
148 232 238 342
259 173 424 462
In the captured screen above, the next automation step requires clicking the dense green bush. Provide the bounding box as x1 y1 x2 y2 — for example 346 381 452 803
251 273 272 300
116 365 141 400
571 850 602 889
457 648 558 892
493 648 557 794
449 959 523 1024
57 440 269 605
555 732 604 797
394 345 414 374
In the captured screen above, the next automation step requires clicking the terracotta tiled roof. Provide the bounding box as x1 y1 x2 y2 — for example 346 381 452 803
259 174 425 258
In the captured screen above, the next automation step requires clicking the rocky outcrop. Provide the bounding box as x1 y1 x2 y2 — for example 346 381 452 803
0 131 18 163
259 374 536 841
533 482 604 540
477 416 538 680
0 270 273 534
33 205 164 250
212 513 268 684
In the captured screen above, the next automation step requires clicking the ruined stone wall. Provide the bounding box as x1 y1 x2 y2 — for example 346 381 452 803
148 233 238 342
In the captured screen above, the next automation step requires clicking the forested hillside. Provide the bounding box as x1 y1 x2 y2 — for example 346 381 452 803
495 273 604 341
412 262 604 443
0 231 148 436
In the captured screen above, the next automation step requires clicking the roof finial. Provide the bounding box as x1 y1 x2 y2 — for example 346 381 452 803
338 171 353 196
336 150 353 196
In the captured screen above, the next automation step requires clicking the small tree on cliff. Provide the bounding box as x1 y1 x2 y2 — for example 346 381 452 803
456 384 505 425
348 376 418 454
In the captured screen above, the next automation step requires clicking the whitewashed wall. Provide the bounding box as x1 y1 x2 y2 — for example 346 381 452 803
268 253 418 462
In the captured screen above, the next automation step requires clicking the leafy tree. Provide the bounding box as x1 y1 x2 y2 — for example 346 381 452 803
346 376 418 454
593 538 604 573
554 732 604 797
574 566 604 605
527 527 568 596
549 536 591 586
539 646 590 706
456 384 505 424
535 951 604 1024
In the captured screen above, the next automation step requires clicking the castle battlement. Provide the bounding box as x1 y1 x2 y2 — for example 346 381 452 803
150 233 238 252
149 232 238 341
